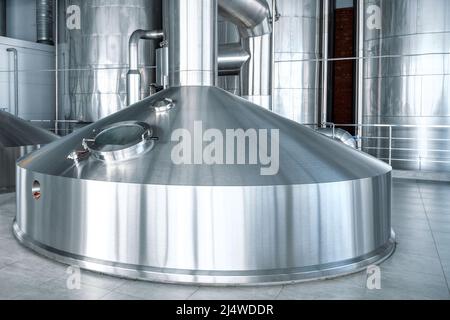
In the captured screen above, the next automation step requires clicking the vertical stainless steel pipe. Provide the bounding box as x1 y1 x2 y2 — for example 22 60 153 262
6 48 19 117
127 29 164 105
36 0 54 45
320 0 331 125
354 0 364 148
241 34 273 108
0 0 6 37
163 0 218 87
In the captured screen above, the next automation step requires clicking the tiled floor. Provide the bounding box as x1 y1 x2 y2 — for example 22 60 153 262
0 178 449 300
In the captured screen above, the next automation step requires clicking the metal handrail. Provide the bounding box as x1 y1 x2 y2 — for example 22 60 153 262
308 123 450 168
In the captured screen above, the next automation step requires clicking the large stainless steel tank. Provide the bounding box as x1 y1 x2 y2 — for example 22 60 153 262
0 111 58 192
15 0 394 285
360 0 450 172
273 0 322 124
57 0 162 122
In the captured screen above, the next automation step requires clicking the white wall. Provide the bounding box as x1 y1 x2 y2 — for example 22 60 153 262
0 37 55 121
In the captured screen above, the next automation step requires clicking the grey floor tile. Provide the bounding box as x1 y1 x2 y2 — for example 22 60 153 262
381 252 444 277
427 213 450 223
0 238 37 261
189 286 282 300
422 203 450 213
364 269 450 300
74 270 128 291
395 237 439 258
0 259 66 287
101 291 140 300
429 220 450 234
435 242 450 262
114 281 199 300
433 231 450 245
0 216 14 239
391 216 430 231
393 226 435 244
13 278 111 300
277 279 363 300
0 273 40 300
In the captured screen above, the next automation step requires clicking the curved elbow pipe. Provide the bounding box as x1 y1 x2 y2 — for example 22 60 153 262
127 29 164 105
218 43 250 76
129 29 164 71
316 128 357 149
218 0 272 37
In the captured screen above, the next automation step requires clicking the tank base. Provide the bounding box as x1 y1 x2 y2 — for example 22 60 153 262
13 222 396 286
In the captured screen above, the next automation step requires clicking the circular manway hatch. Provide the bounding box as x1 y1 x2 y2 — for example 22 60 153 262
83 121 155 162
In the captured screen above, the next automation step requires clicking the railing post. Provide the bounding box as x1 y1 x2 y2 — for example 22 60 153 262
388 126 393 166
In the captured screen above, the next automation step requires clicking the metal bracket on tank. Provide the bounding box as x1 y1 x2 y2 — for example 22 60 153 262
152 98 175 113
67 147 91 166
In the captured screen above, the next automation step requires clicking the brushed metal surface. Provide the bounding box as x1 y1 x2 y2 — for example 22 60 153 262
218 0 272 37
218 0 323 122
1 146 37 192
0 111 58 191
218 16 241 95
15 86 394 284
163 0 217 87
273 0 322 124
218 43 250 76
317 127 357 149
127 29 165 105
217 0 273 108
361 0 450 171
58 0 162 122
241 33 273 109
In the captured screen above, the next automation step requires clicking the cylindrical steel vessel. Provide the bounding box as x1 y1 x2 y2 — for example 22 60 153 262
241 33 273 108
15 0 395 285
0 0 6 37
36 0 54 45
360 0 450 172
163 0 217 87
57 0 162 122
273 0 322 124
14 86 395 285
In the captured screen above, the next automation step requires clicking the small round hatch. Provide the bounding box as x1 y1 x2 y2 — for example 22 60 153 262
83 121 155 162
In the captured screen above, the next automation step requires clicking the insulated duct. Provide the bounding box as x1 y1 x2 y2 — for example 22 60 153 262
218 43 250 76
36 0 54 45
218 0 273 108
218 0 272 37
154 44 250 88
